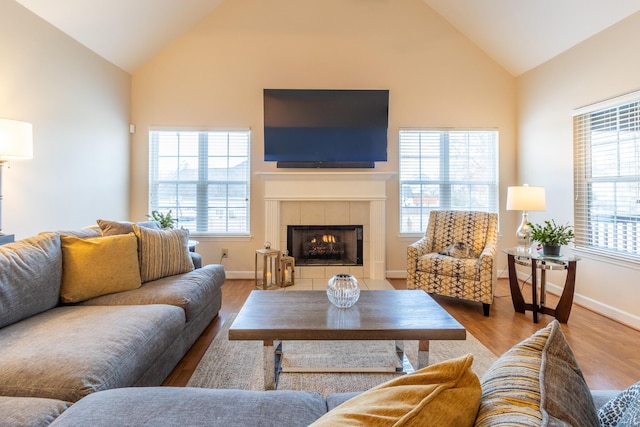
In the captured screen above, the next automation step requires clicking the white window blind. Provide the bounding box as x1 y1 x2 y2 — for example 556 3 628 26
149 130 251 234
399 129 499 233
573 92 640 261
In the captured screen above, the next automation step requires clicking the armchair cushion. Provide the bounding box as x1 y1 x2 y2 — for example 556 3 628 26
417 254 480 281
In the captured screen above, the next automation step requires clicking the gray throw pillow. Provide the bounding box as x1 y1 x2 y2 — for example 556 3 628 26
598 382 640 427
97 219 160 236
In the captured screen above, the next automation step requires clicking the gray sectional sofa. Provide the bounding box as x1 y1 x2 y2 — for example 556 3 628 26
0 225 633 427
0 225 225 426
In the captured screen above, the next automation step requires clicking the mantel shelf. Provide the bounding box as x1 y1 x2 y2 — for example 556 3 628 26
255 171 396 182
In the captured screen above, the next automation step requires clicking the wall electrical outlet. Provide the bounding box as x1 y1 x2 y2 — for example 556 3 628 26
221 248 229 258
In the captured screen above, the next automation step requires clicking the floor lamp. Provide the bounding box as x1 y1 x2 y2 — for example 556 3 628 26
0 118 33 237
506 185 546 252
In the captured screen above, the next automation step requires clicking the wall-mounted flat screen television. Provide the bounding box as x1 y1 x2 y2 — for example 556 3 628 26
263 89 389 168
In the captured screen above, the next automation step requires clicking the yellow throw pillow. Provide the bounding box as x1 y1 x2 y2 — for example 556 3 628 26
60 233 142 303
132 225 194 283
310 354 481 427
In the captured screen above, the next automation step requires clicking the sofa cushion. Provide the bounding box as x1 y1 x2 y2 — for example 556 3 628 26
132 225 193 282
598 381 640 427
49 387 327 427
0 396 69 427
474 320 599 427
325 392 361 411
310 354 481 427
59 233 142 303
96 219 160 236
0 232 61 329
0 304 185 402
80 264 225 322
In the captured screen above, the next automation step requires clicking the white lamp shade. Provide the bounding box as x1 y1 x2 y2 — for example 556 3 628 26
506 185 546 211
0 119 33 160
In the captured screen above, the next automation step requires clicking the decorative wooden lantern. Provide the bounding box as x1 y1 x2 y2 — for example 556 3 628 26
280 255 295 287
255 248 280 290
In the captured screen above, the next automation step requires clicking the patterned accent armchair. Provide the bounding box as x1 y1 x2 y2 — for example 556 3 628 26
407 210 499 316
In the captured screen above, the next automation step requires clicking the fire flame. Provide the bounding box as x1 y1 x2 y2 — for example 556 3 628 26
310 234 336 243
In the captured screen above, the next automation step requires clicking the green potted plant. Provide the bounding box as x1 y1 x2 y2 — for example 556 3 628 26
147 210 176 229
528 220 575 256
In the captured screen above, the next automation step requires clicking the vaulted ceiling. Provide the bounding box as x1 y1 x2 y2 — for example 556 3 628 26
15 0 640 75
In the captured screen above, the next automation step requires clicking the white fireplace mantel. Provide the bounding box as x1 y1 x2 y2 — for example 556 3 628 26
257 172 394 201
257 172 395 279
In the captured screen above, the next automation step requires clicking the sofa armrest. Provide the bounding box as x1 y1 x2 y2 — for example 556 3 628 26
190 252 202 269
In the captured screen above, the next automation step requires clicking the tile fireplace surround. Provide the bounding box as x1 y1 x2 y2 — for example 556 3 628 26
258 172 394 280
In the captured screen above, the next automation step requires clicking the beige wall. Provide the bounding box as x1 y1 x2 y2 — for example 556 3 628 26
0 2 131 238
517 12 640 328
131 0 518 275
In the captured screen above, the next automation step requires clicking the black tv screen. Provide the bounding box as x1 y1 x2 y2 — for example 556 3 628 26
263 89 389 168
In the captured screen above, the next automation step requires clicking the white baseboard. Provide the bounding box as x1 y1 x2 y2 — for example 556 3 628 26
385 270 407 279
222 270 254 280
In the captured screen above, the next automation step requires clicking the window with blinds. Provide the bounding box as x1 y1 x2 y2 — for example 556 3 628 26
149 130 250 234
399 129 499 233
573 92 640 261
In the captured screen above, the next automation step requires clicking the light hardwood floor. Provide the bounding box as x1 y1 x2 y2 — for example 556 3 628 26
163 278 640 390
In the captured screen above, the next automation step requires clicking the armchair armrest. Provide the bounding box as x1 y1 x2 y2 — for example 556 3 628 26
407 237 430 275
478 243 497 261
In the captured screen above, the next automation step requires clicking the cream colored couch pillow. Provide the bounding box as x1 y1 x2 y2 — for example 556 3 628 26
132 225 194 283
60 233 141 303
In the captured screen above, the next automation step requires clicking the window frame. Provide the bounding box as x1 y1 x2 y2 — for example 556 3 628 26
398 128 499 235
148 128 251 236
573 91 640 264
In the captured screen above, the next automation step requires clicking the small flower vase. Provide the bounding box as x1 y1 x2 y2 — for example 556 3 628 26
327 274 360 308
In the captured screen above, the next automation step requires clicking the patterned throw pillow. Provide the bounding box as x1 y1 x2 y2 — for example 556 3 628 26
132 225 194 283
599 382 640 427
474 320 600 427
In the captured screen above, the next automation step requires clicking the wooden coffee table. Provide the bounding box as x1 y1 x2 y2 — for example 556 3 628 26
228 290 466 390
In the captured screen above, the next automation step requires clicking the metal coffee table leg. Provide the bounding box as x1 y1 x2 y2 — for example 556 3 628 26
418 340 429 369
263 339 282 390
396 340 429 373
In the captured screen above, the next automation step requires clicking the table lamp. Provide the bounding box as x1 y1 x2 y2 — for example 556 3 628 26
506 185 546 252
0 118 33 235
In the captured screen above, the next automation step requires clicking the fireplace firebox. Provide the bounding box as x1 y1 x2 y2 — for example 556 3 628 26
287 225 363 266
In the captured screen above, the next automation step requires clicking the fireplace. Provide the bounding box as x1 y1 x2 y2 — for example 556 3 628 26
288 225 363 266
259 171 393 279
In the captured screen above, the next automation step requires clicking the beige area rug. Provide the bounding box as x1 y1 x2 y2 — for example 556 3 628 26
187 314 498 396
